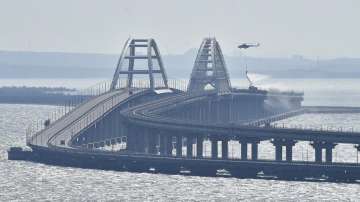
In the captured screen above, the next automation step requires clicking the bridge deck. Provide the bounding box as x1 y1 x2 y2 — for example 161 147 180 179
29 89 131 148
305 106 360 113
16 89 360 181
126 94 360 144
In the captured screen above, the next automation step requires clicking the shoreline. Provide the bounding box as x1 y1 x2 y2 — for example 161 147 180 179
0 86 89 106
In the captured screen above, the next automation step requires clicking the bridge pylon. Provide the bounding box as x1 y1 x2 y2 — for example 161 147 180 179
110 38 168 91
187 38 231 95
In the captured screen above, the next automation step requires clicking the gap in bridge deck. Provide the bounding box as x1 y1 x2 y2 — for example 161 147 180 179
274 113 360 132
274 113 360 163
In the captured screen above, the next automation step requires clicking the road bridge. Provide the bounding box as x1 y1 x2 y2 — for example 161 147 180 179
9 38 360 182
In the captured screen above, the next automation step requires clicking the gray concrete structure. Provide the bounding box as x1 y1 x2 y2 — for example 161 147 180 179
8 37 360 182
187 38 231 95
111 38 168 90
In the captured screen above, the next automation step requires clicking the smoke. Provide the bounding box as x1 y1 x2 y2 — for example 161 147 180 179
246 73 270 84
264 94 293 113
246 73 291 91
259 82 292 91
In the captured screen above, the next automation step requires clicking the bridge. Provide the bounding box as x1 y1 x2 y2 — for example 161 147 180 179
9 37 360 182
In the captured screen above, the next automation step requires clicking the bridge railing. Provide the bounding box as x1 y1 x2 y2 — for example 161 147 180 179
267 122 357 134
65 93 127 146
111 78 188 92
244 109 307 127
65 80 190 146
26 79 189 146
64 86 179 147
26 80 119 145
241 108 358 134
166 79 188 92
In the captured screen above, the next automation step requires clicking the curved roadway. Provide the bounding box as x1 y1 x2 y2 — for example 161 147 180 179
29 89 132 148
29 88 360 150
125 94 360 144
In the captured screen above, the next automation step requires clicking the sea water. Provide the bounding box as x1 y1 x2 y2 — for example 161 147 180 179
1 78 360 201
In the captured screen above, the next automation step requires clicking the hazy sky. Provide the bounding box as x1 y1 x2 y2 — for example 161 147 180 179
0 0 359 58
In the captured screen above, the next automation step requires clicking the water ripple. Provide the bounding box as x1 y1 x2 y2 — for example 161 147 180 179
1 104 360 201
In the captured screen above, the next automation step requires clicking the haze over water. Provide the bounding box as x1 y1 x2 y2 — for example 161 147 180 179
1 78 360 106
1 78 360 201
1 0 360 200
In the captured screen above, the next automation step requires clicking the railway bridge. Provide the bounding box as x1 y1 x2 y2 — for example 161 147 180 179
9 38 360 182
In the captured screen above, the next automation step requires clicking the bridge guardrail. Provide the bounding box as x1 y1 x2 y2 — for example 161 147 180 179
65 80 189 146
26 80 117 145
26 77 360 150
125 92 360 137
268 123 356 134
26 79 189 146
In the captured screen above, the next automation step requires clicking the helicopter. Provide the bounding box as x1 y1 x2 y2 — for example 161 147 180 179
237 42 260 90
237 43 260 49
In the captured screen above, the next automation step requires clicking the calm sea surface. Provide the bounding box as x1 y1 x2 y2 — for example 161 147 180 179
1 78 360 201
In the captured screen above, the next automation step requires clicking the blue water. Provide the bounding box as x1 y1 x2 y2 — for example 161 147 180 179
1 79 360 201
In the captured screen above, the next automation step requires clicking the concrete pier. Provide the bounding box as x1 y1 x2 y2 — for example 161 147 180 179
176 135 182 157
221 138 229 159
238 138 260 160
241 142 248 160
16 37 360 183
272 139 297 162
148 133 157 154
251 142 259 160
210 137 218 159
196 136 204 158
311 141 337 163
186 136 193 157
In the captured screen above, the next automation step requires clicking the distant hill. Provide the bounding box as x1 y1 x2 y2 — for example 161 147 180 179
1 50 360 78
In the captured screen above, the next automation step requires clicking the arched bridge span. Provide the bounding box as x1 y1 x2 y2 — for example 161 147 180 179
14 38 360 182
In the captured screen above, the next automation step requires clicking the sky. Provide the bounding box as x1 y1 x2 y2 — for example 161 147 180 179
0 0 359 58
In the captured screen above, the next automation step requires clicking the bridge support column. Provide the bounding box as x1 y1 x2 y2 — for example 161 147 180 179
148 132 157 154
160 134 172 156
355 145 360 163
210 137 218 159
325 143 336 163
136 132 145 153
196 136 204 158
143 131 149 153
314 146 322 163
186 136 193 157
166 135 173 156
285 141 296 162
311 141 337 163
221 138 229 159
176 135 182 157
126 126 136 152
326 147 333 163
241 142 248 160
354 144 360 163
238 138 260 160
159 134 166 156
251 142 259 161
272 139 297 162
275 145 282 161
285 144 293 162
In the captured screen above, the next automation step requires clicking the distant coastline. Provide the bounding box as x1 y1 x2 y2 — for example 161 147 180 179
0 86 85 106
1 50 360 79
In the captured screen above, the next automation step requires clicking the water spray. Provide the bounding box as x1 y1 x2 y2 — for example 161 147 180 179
238 42 260 89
